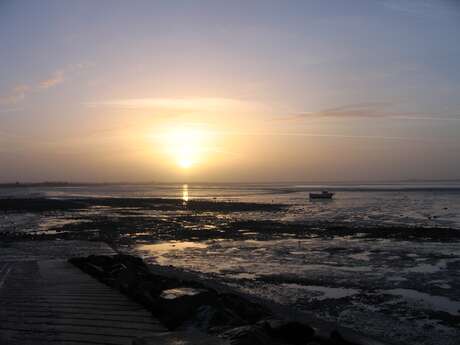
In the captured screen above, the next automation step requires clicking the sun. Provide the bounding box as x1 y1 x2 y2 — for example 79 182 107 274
179 157 193 169
163 127 207 169
177 147 195 168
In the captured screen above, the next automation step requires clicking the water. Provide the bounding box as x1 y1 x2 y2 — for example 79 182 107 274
1 182 460 228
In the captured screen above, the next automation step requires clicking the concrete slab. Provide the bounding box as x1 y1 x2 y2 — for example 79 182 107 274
0 259 167 345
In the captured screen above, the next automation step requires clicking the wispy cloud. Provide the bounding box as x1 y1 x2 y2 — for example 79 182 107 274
381 0 459 19
0 107 22 114
86 97 249 111
0 71 63 107
391 116 460 122
85 97 260 114
290 102 460 122
0 64 85 108
0 85 29 106
202 129 457 144
39 70 64 89
296 102 393 118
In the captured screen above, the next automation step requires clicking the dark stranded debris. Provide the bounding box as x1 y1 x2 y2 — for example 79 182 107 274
69 254 362 345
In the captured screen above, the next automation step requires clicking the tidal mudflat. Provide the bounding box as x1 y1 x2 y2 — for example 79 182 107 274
133 238 460 345
1 195 460 345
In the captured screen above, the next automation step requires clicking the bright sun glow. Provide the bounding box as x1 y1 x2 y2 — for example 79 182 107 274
162 127 208 169
178 148 194 168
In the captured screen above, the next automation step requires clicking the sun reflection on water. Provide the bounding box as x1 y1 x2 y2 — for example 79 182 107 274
182 184 189 203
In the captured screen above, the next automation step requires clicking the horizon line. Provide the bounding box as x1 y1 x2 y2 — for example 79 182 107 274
2 179 460 186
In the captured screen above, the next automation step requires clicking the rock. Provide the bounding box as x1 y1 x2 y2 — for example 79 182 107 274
264 319 315 344
87 254 113 266
160 287 208 299
328 330 359 345
113 267 141 292
85 262 106 277
218 293 271 324
108 262 127 275
193 305 246 332
131 280 162 307
222 325 276 345
114 254 149 272
157 289 219 330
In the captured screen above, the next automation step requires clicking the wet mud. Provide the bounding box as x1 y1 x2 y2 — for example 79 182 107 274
1 196 460 345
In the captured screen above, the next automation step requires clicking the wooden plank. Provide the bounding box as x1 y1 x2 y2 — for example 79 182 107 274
0 259 168 345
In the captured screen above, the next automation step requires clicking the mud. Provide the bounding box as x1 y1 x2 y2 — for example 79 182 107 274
2 196 460 345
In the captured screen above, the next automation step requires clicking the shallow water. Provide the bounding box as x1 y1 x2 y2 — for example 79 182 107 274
383 288 460 316
1 182 460 229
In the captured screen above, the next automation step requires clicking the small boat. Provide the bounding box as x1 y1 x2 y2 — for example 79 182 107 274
309 190 334 199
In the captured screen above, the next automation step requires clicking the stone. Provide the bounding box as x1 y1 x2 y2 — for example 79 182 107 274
157 289 219 330
264 319 315 344
328 330 359 345
113 267 141 292
222 325 276 345
193 305 247 332
218 293 271 324
160 287 208 299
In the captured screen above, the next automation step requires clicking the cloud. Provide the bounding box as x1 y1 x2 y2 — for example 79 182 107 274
89 98 460 123
213 129 450 144
297 102 394 118
0 107 22 113
0 84 30 106
291 102 460 121
0 67 73 108
85 97 263 117
381 0 459 19
39 70 64 89
292 102 411 119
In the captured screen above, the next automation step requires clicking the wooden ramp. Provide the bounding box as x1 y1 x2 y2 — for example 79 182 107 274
0 260 167 345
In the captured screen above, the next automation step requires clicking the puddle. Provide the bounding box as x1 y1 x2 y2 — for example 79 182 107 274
234 273 257 279
302 264 372 272
429 280 451 289
350 251 371 261
137 241 208 265
404 259 448 273
160 287 206 299
383 288 460 316
39 217 90 231
138 241 208 254
284 284 360 300
387 276 408 282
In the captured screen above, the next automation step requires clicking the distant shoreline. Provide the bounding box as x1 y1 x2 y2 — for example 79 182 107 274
2 179 460 188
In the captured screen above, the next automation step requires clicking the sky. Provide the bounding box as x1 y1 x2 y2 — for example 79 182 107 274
1 0 460 183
